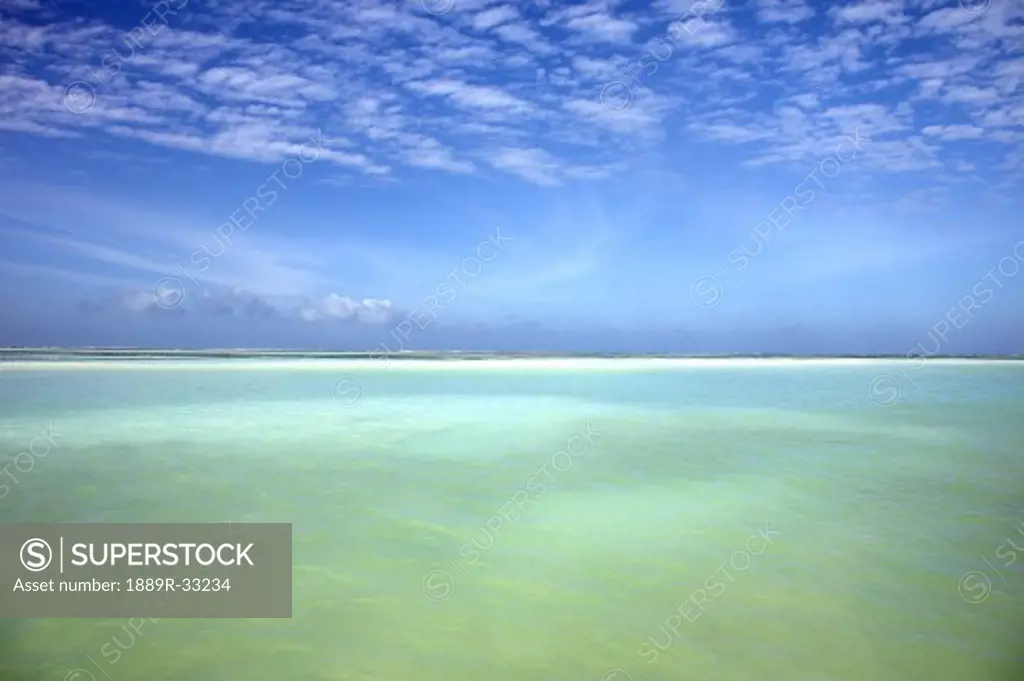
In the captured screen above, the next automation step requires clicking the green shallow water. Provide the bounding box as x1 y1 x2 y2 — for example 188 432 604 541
1 361 1023 680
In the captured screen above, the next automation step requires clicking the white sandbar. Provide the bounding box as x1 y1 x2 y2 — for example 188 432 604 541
0 357 1020 372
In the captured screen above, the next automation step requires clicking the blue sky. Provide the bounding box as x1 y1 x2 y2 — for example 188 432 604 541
0 0 1022 352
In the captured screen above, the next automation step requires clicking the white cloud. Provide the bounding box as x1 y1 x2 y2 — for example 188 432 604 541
0 0 1018 199
755 0 815 24
830 0 908 25
488 147 562 186
472 5 519 31
300 294 394 324
565 12 639 43
492 22 556 53
407 79 533 112
921 124 985 141
670 18 736 48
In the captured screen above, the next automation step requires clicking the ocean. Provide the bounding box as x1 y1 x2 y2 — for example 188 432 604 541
1 358 1022 680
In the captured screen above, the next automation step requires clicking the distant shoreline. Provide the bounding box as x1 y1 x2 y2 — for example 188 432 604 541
1 348 1022 361
1 354 1022 372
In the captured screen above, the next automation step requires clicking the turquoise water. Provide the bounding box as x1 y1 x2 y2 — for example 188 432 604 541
1 360 1022 680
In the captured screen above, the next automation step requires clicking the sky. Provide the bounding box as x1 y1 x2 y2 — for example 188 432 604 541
0 0 1022 353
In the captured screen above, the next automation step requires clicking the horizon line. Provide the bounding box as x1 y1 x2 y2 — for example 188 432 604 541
1 347 1023 360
